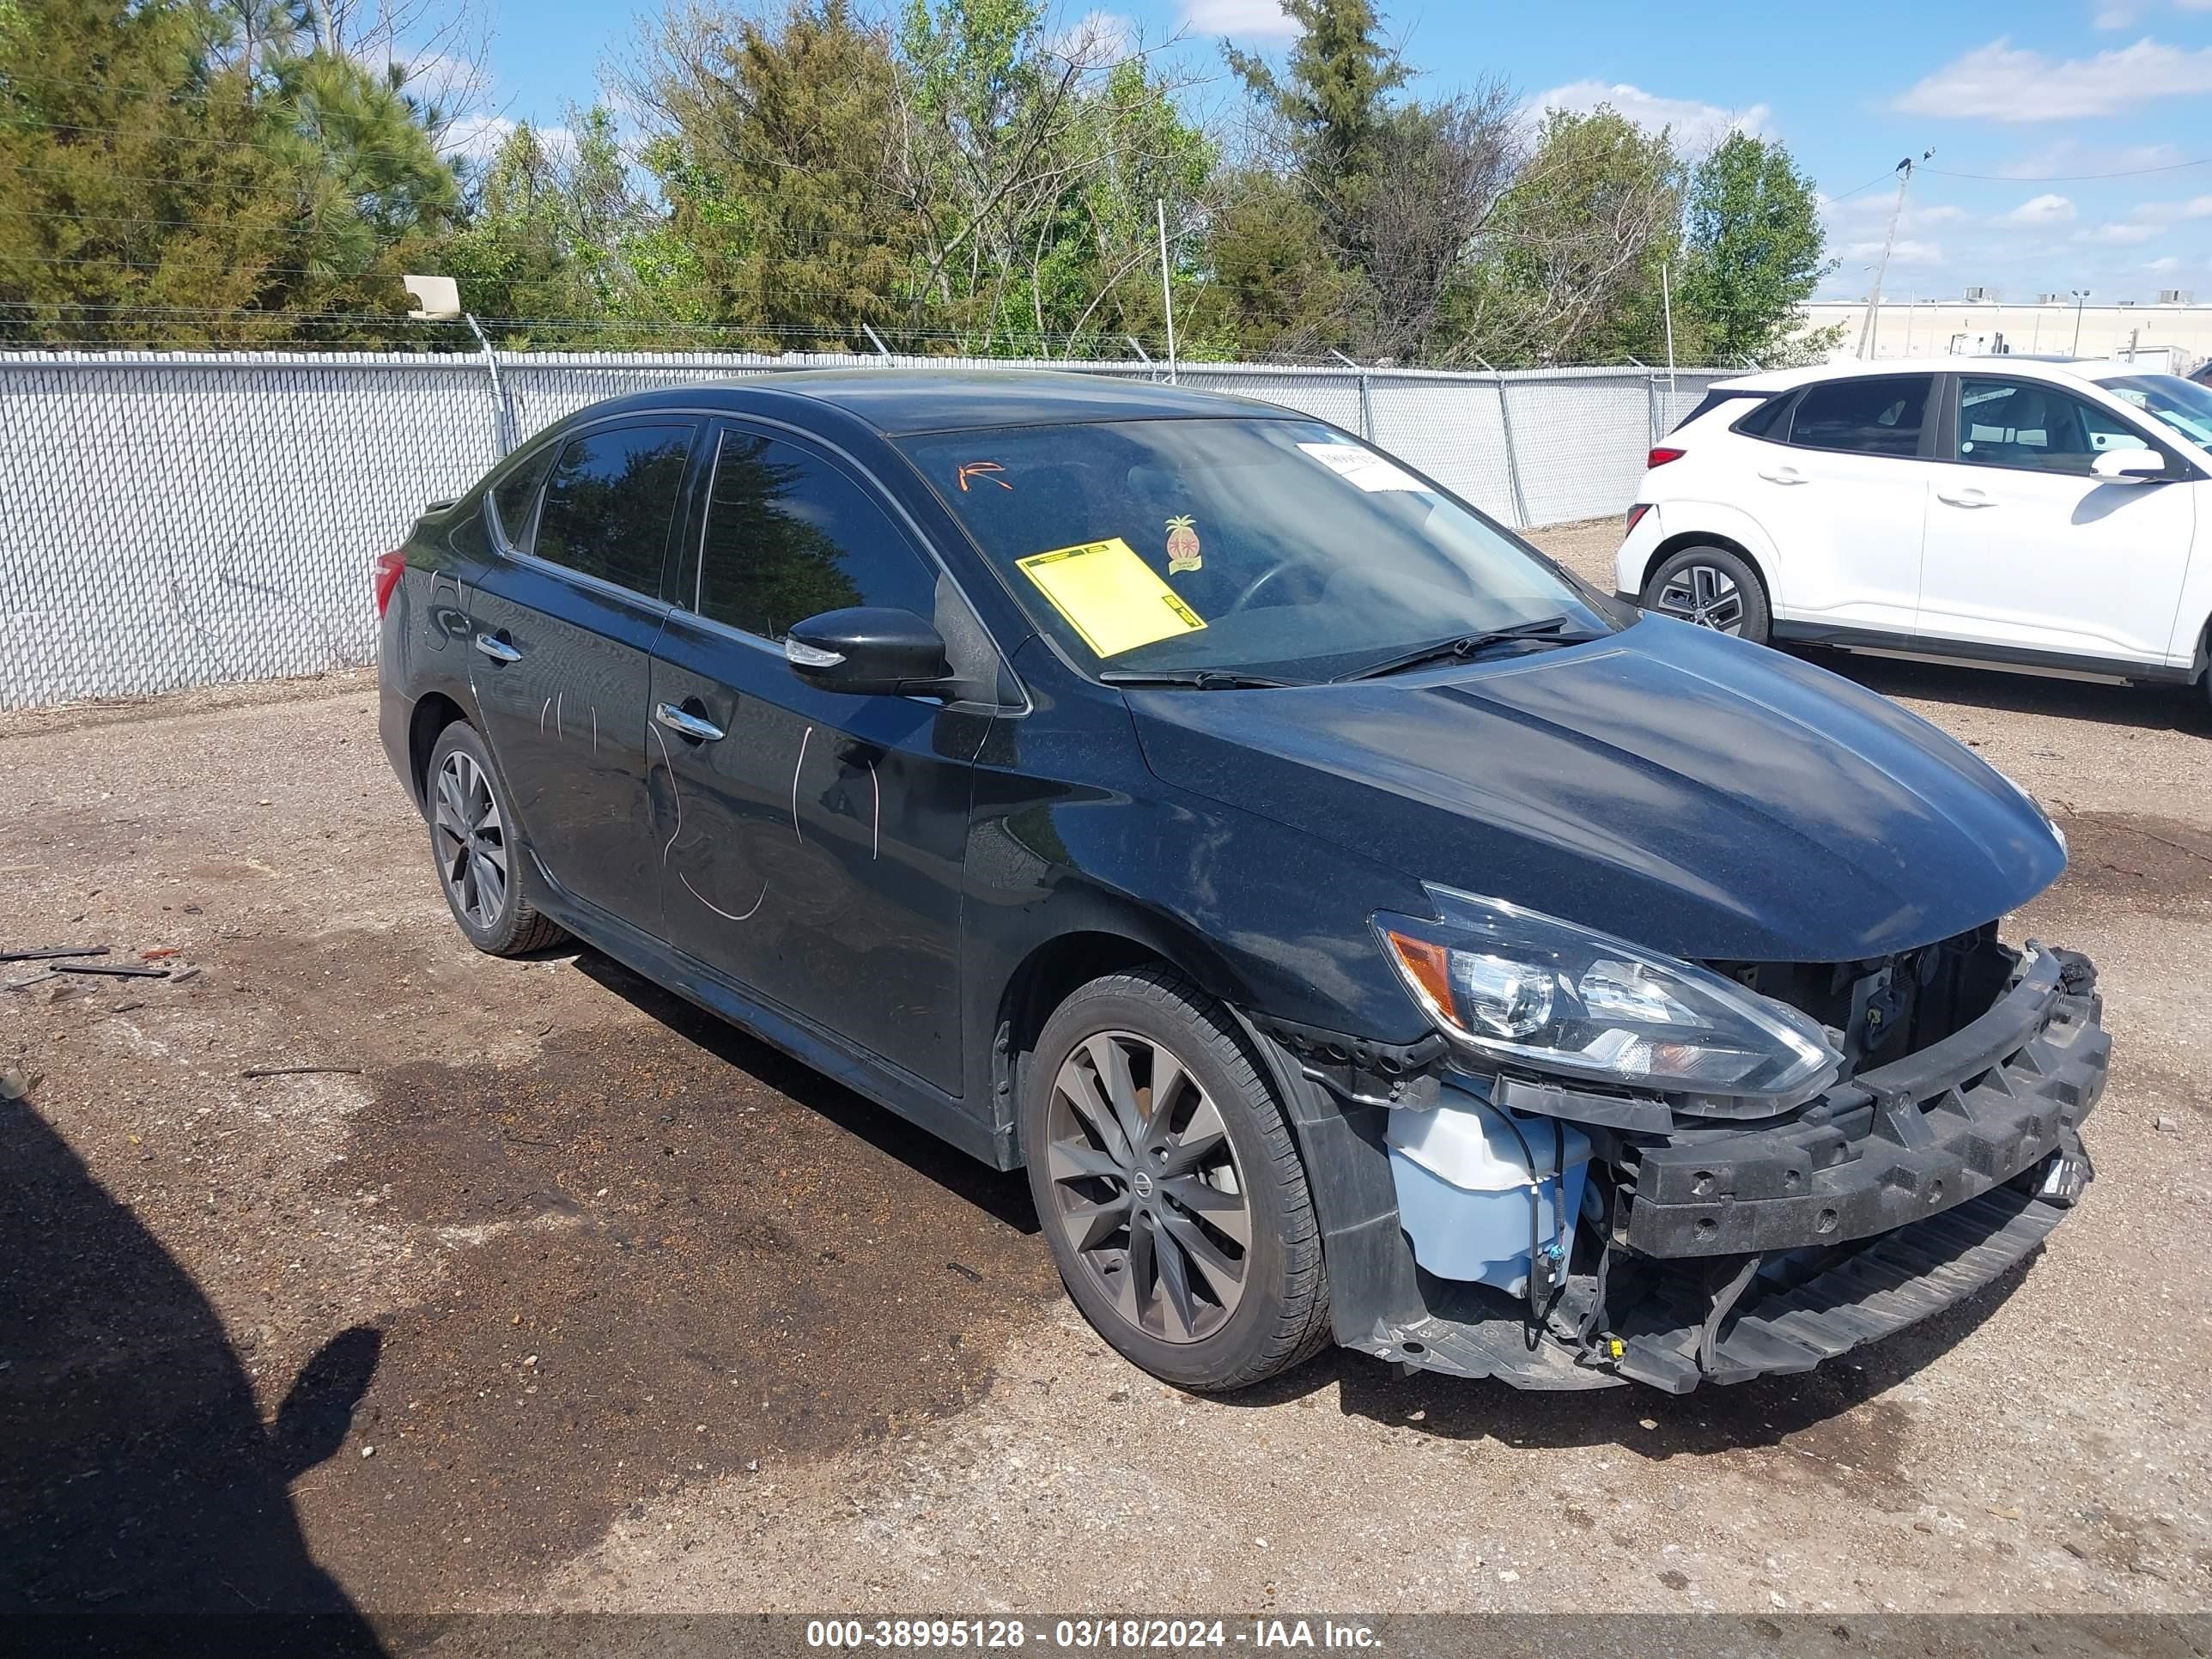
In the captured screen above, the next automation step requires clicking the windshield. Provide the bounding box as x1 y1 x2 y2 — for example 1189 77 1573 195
2095 374 2212 450
897 417 1611 682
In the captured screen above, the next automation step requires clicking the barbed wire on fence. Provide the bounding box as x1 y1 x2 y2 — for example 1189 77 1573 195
0 303 1748 374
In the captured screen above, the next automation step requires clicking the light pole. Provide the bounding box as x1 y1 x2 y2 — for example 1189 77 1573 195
1860 147 1933 360
2069 289 2091 357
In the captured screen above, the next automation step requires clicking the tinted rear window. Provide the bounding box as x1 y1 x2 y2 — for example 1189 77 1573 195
1733 393 1791 440
489 445 556 548
1788 375 1931 457
532 423 695 597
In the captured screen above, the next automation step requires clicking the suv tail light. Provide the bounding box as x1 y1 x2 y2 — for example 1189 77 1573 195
1625 503 1651 535
1646 446 1686 470
373 549 405 617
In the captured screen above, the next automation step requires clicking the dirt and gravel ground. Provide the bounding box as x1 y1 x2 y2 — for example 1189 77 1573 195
3 520 2208 1633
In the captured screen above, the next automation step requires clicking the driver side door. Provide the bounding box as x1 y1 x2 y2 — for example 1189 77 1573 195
647 421 993 1097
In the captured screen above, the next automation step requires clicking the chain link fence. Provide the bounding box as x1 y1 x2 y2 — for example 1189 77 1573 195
0 350 1735 709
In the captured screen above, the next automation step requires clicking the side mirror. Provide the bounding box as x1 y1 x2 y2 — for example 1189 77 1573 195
2091 449 2166 482
785 606 951 697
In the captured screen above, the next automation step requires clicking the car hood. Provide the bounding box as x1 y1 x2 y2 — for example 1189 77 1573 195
1126 617 2066 963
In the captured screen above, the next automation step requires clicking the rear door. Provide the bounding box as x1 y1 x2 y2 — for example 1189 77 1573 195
1917 374 2197 667
647 420 988 1097
466 419 697 922
1744 373 1936 635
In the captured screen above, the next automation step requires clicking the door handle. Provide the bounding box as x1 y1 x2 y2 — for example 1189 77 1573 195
1757 466 1807 485
472 632 522 663
654 702 726 743
1936 489 1995 508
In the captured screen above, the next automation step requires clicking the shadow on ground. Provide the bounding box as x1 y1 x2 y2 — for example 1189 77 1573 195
1795 645 2207 734
0 1095 384 1654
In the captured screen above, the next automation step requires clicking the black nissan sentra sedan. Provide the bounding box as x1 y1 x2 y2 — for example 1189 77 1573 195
375 370 2107 1395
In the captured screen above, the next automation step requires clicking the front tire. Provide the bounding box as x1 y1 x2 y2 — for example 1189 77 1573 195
424 722 566 957
1642 544 1772 644
1021 969 1330 1391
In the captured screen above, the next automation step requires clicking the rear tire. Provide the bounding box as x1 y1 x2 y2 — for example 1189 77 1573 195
424 722 566 957
1642 544 1772 645
1021 968 1331 1392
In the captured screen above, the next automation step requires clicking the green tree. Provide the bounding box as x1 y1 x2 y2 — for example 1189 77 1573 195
437 110 642 339
255 49 459 307
1220 0 1512 360
627 0 921 345
1196 165 1352 357
1225 0 1404 252
1449 106 1686 366
0 0 459 343
1676 130 1831 363
895 0 1210 352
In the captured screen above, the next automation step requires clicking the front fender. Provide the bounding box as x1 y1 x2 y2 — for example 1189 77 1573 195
955 702 1442 1151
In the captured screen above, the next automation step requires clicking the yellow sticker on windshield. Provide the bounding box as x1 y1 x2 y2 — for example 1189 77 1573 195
1016 537 1208 659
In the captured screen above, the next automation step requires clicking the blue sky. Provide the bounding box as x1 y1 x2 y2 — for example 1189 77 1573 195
472 0 2212 304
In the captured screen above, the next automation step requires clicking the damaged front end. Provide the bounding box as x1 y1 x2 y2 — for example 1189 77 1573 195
1248 910 2109 1394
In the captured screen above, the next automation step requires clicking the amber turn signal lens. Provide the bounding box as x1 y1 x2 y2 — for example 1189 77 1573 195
1384 929 1455 1019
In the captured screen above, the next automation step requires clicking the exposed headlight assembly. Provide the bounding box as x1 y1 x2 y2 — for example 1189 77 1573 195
1376 885 1841 1108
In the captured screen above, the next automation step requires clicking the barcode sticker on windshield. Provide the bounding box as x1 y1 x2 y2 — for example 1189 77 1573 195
1297 441 1424 493
1016 537 1208 659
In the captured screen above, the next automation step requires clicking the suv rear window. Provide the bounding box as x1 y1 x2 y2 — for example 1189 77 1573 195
1733 393 1791 440
1787 375 1931 458
1670 389 1766 434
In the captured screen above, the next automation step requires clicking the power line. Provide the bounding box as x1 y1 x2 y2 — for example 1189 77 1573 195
0 61 480 104
0 113 462 168
0 198 945 258
1923 158 2210 183
1821 169 1904 205
0 302 1159 347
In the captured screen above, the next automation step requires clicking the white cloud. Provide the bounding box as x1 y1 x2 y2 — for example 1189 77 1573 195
1999 192 2077 226
1894 35 2212 120
2147 255 2183 271
2126 195 2211 222
2093 0 2138 26
1840 237 1946 267
1042 9 1138 64
2077 221 2162 245
1528 80 1771 150
1995 138 2182 176
1180 0 1296 37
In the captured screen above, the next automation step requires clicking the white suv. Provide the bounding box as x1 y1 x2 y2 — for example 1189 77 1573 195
1615 356 2212 711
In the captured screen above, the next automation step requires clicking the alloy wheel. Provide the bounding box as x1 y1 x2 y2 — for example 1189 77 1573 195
1653 562 1746 634
432 749 508 929
1042 1031 1253 1344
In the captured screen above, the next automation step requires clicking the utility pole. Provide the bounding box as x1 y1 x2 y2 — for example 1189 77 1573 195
2070 289 2091 356
1157 199 1178 386
1860 148 1933 360
1660 259 1677 386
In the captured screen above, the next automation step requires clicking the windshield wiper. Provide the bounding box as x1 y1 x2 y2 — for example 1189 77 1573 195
1328 615 1600 683
1098 668 1306 690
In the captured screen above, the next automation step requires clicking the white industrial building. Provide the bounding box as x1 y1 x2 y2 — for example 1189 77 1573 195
1797 292 2210 373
